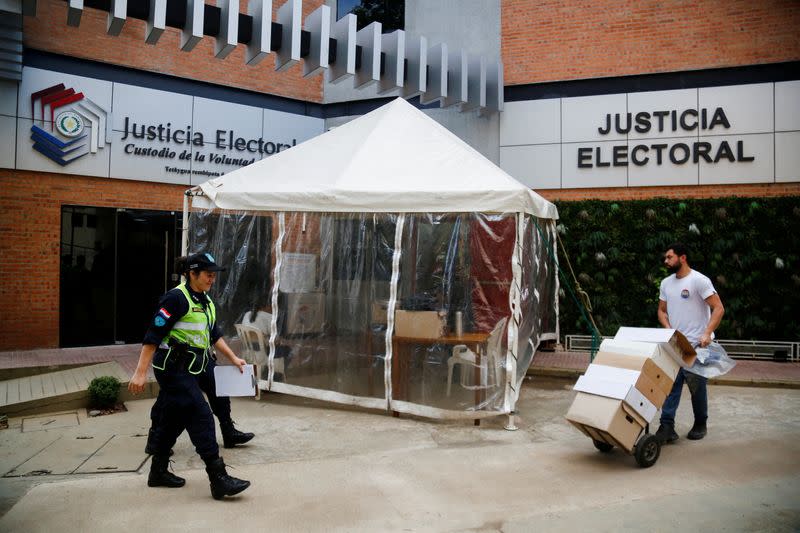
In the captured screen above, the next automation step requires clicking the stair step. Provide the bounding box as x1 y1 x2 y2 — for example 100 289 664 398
0 362 137 417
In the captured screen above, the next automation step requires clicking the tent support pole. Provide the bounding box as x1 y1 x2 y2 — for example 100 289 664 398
267 212 286 390
504 411 518 431
181 190 190 256
504 212 524 429
385 214 405 412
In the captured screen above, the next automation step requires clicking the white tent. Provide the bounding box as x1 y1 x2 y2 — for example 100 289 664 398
195 98 557 219
188 98 560 423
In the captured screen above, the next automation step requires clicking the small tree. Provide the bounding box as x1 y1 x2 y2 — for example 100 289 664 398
88 376 121 409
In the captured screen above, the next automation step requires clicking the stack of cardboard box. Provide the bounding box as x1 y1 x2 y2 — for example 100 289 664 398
566 328 697 452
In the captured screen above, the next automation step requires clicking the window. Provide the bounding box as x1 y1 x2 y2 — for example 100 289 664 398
337 0 404 32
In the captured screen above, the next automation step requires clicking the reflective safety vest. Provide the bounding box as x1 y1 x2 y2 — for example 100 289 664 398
155 283 216 374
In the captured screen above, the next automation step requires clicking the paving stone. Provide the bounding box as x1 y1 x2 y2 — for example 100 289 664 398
4 434 112 477
74 434 150 474
21 412 80 432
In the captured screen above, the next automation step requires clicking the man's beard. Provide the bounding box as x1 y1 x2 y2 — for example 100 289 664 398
666 263 680 274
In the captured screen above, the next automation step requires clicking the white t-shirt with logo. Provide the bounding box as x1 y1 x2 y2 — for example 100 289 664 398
659 269 717 345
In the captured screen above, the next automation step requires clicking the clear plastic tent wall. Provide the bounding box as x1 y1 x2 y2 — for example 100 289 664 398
189 207 559 420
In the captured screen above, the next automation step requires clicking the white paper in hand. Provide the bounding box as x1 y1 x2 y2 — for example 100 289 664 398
214 364 256 397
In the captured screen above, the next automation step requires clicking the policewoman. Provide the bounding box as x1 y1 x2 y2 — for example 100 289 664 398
128 252 250 500
144 256 254 454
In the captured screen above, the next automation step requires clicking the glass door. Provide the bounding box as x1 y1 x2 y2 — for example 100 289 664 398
60 206 181 347
114 208 182 344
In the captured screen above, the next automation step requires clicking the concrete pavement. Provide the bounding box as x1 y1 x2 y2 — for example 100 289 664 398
1 378 798 531
3 344 799 388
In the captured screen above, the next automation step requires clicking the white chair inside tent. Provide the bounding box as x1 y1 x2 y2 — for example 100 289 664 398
236 324 284 389
446 316 508 396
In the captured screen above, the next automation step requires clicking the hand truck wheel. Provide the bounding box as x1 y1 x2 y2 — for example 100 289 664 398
634 434 661 468
593 439 614 453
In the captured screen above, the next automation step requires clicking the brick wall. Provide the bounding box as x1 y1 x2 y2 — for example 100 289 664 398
536 182 800 203
2 169 796 350
0 170 186 350
24 0 324 103
502 0 800 85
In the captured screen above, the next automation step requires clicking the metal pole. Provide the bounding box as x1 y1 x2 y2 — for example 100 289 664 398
181 190 190 255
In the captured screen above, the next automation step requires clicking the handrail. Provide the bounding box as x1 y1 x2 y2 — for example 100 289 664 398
563 334 799 362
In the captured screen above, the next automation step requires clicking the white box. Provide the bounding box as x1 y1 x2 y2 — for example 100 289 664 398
565 392 646 452
614 327 697 368
597 338 681 381
573 375 658 422
584 363 667 408
394 310 445 339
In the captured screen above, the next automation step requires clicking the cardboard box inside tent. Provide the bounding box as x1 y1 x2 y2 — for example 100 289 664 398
394 310 445 339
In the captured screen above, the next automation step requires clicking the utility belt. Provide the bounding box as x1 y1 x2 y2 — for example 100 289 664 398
154 339 210 375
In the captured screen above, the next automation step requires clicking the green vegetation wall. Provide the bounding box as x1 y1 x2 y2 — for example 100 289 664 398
553 197 800 341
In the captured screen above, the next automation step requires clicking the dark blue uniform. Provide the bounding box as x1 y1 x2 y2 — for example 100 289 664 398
144 285 231 459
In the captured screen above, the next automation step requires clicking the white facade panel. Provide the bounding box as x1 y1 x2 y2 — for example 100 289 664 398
18 67 113 121
775 80 800 132
264 109 325 146
0 115 16 167
627 137 699 187
109 129 190 184
189 101 262 185
187 107 323 186
698 134 774 184
562 141 627 188
111 83 192 132
698 83 773 135
500 144 560 190
190 148 257 186
775 131 800 183
562 94 627 143
627 88 699 141
192 97 264 149
0 79 17 116
17 118 110 177
499 99 560 146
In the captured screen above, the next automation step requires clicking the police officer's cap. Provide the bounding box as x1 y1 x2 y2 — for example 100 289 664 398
188 252 226 272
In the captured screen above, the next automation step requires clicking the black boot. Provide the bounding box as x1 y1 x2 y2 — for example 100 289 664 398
655 424 679 444
144 427 174 456
147 455 185 488
221 422 254 448
687 420 707 440
205 457 251 500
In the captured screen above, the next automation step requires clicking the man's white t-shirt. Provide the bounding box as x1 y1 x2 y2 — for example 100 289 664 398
659 269 717 345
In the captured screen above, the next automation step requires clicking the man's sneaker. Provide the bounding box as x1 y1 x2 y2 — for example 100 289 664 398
687 421 707 440
655 424 679 444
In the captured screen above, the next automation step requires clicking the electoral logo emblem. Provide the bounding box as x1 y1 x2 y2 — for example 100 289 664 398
681 289 690 299
30 83 109 166
55 111 84 137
